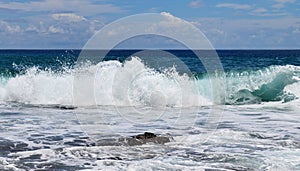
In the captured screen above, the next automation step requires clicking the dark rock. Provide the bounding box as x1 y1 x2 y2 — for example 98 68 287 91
118 132 172 146
131 132 157 139
56 105 77 110
93 132 173 146
97 156 122 160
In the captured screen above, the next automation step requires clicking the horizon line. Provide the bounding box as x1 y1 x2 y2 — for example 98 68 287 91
0 48 300 51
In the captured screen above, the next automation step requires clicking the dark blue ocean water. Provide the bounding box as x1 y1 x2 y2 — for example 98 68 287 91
1 50 300 74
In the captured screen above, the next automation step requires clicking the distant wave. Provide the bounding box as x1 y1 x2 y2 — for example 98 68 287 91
0 57 299 107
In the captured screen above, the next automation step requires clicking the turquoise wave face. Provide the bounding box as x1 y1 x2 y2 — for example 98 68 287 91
229 73 297 105
251 72 297 102
195 65 300 105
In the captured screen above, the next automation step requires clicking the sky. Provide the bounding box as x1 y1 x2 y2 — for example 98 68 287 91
0 0 300 49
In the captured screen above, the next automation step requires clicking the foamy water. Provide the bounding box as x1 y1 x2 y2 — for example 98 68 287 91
1 57 211 107
0 104 299 170
0 55 300 170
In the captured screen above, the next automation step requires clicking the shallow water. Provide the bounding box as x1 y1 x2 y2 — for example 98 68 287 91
0 103 299 171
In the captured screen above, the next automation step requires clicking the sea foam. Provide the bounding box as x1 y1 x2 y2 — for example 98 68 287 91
0 57 210 107
0 57 299 106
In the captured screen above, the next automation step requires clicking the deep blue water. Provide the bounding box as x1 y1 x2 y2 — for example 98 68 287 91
1 50 300 74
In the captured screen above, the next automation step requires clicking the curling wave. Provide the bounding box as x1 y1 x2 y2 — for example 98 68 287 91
221 65 300 105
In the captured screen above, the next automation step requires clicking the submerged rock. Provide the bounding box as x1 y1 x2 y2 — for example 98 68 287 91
132 132 157 139
119 132 173 146
95 132 173 146
118 132 172 146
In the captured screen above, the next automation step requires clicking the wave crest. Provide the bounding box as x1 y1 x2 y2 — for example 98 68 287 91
0 57 210 107
0 57 299 107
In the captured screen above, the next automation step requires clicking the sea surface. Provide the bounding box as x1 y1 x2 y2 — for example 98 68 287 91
0 50 300 170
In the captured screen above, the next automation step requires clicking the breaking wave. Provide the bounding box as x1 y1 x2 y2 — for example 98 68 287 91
0 57 299 107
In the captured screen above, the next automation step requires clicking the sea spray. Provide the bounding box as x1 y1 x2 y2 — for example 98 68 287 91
0 57 211 107
0 57 299 106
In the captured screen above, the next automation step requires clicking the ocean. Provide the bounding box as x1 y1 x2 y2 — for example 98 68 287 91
0 50 300 170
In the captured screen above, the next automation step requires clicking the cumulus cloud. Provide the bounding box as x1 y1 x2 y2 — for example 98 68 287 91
216 3 252 10
0 21 21 33
48 25 65 34
0 10 105 48
0 0 123 16
160 12 184 25
26 25 39 33
52 13 87 22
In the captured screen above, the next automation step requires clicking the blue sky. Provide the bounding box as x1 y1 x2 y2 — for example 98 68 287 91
0 0 300 49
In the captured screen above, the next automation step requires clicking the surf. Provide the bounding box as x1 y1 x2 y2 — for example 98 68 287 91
0 57 209 107
222 65 300 105
0 57 299 107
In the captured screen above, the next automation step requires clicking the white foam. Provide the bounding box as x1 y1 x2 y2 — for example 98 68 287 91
0 57 212 107
2 59 300 107
0 157 21 171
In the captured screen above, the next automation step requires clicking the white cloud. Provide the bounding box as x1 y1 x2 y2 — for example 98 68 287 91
0 1 112 48
0 20 21 33
160 12 184 24
250 8 287 16
52 13 87 22
292 28 300 34
48 25 65 34
189 1 202 8
192 17 300 48
25 25 40 32
216 3 252 10
155 12 195 35
0 0 123 16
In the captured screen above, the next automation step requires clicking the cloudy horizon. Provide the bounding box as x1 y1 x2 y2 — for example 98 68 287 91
0 0 300 49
